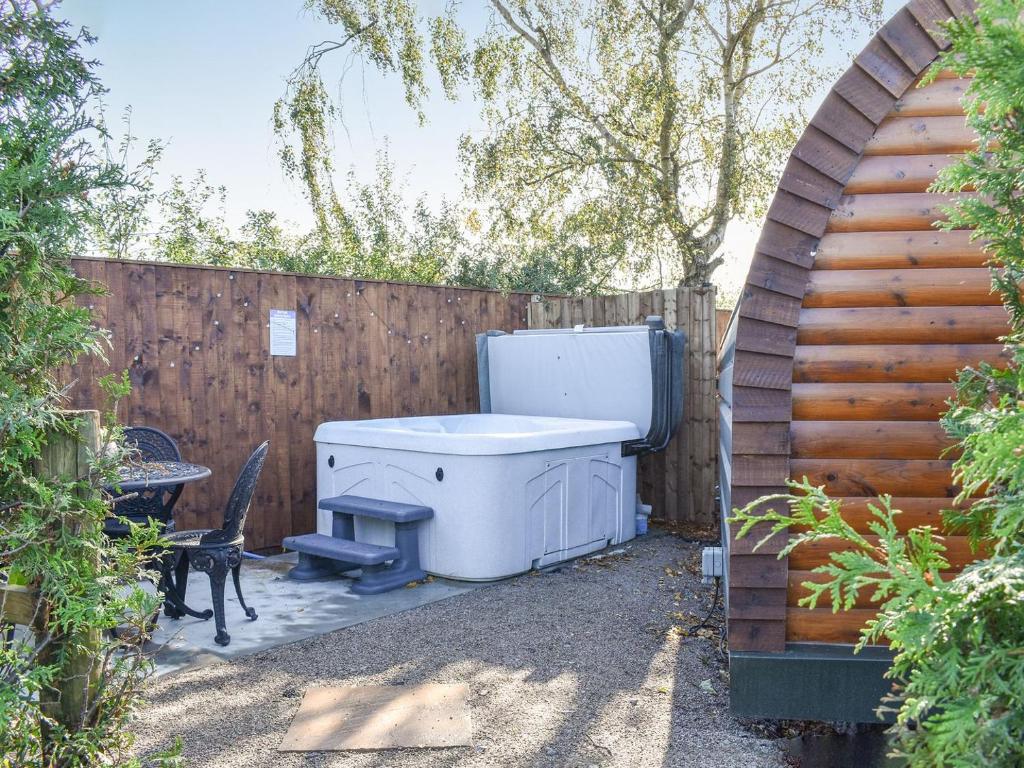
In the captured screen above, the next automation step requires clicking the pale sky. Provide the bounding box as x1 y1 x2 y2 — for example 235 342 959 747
58 0 904 298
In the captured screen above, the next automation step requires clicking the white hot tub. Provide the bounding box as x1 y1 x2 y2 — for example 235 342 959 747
313 320 684 581
315 413 639 580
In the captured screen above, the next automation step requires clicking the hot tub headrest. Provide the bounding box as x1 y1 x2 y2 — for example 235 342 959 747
476 316 685 456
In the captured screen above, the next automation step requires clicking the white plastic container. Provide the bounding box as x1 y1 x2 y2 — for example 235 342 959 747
314 414 639 580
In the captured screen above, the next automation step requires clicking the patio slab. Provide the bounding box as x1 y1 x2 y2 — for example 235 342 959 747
148 553 480 676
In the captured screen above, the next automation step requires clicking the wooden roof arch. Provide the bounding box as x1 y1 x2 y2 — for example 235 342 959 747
727 0 987 652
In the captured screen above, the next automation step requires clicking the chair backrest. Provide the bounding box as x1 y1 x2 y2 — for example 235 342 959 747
125 426 181 463
114 426 183 522
212 441 270 544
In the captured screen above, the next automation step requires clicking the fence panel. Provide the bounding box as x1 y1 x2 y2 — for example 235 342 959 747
69 258 534 551
528 288 718 527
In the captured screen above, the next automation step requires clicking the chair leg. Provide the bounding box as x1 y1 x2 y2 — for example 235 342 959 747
162 552 213 622
163 551 191 619
208 559 230 646
232 564 257 621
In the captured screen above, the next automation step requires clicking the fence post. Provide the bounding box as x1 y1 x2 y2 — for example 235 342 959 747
34 409 103 734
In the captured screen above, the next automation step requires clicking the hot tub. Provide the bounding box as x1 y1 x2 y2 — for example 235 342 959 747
314 413 640 580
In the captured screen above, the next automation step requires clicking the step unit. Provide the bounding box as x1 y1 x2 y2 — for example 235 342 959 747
283 494 433 594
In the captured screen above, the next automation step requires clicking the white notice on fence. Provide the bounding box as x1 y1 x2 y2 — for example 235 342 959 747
269 309 296 356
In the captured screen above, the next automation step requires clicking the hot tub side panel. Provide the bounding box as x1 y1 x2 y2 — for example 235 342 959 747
315 441 636 580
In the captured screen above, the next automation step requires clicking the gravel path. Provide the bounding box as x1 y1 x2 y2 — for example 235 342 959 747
130 532 786 768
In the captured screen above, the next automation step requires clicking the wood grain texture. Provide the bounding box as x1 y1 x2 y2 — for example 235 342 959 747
69 258 535 551
827 192 960 233
789 495 959 532
790 420 954 459
791 382 955 420
864 115 976 155
787 534 981 570
793 343 1005 383
796 305 1007 345
815 230 986 270
803 267 997 308
893 77 972 116
785 608 881 643
844 153 962 194
789 458 959 497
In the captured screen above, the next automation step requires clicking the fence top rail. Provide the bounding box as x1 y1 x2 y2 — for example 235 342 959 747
70 255 565 298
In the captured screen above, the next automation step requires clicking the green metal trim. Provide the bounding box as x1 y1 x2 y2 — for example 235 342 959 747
730 643 895 723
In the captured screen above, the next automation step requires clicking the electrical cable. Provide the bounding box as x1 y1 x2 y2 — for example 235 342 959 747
685 576 721 635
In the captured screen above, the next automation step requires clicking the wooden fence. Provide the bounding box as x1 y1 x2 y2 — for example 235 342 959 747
69 258 535 551
527 288 718 526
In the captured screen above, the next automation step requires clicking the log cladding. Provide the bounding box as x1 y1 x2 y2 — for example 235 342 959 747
728 0 1004 652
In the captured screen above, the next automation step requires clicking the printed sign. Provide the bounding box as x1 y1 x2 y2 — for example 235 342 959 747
269 309 297 356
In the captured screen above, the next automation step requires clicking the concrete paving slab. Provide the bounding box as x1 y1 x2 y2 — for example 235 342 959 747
148 553 480 677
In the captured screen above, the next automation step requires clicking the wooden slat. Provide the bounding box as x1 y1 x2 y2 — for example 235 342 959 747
791 420 953 459
790 126 863 184
905 0 956 46
855 38 917 98
787 534 981 570
893 78 972 116
733 350 793 390
732 385 791 422
789 457 958 497
794 343 1006 383
814 230 985 270
796 305 1007 345
791 382 955 420
0 584 40 626
877 9 942 74
863 115 976 156
844 153 962 194
802 267 997 308
729 587 788 620
734 422 790 455
729 618 787 651
786 608 879 643
729 554 788 588
789 495 958 532
827 192 960 233
746 254 811 299
733 455 789 487
733 318 797 357
738 285 802 327
808 92 878 152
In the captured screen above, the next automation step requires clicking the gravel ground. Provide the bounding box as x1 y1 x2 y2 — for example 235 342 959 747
130 531 787 768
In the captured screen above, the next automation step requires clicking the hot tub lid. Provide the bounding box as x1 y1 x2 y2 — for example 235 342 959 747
314 413 639 455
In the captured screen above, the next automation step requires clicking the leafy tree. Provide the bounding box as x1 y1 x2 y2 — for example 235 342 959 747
278 0 882 286
0 4 172 764
731 1 1024 763
86 107 164 260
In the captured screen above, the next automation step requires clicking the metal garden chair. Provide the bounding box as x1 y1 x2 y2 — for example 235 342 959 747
105 426 184 538
158 441 269 646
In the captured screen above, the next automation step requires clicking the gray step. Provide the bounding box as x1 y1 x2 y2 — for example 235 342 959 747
283 533 400 565
319 494 434 523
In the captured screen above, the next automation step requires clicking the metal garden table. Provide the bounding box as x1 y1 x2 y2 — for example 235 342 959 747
111 461 212 494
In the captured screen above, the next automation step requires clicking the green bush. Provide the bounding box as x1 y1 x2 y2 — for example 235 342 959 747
1 5 175 765
731 1 1024 765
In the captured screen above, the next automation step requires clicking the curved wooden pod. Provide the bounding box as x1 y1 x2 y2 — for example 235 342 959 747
727 0 999 652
